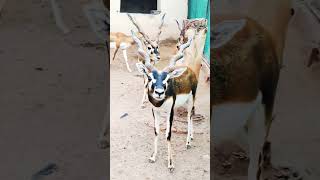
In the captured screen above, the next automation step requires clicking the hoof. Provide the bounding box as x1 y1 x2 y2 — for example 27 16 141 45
140 104 146 109
98 137 109 149
186 144 192 149
149 157 156 163
263 141 271 168
192 114 205 121
168 165 175 172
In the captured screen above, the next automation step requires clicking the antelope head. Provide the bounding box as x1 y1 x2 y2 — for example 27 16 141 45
175 19 207 50
131 30 193 101
127 13 166 63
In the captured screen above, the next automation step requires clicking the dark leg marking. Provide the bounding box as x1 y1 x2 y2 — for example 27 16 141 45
191 106 195 116
256 152 262 180
262 141 271 168
152 108 157 136
167 96 176 141
112 47 119 60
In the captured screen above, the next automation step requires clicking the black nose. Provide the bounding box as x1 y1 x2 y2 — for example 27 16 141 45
155 88 164 96
155 91 164 96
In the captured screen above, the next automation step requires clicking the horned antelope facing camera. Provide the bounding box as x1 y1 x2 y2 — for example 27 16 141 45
127 13 166 107
133 18 207 171
110 13 166 73
212 0 293 179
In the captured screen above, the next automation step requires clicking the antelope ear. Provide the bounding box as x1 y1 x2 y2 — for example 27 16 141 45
169 67 187 79
136 62 149 75
212 19 246 49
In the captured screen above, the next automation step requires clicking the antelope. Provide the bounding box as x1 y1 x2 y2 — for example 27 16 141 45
211 0 293 179
175 19 211 82
110 13 166 73
133 18 207 172
110 32 142 72
127 13 166 108
97 11 166 148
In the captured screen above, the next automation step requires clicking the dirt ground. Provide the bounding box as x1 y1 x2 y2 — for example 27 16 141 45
0 1 108 180
109 42 210 180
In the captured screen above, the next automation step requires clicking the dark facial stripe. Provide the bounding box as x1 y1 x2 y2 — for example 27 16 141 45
154 48 159 54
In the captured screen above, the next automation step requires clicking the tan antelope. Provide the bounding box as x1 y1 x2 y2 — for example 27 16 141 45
110 13 166 73
211 0 293 179
133 18 207 172
110 32 142 72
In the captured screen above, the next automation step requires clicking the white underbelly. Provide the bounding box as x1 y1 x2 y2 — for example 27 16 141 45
175 93 192 107
155 93 192 111
211 92 263 144
110 42 116 49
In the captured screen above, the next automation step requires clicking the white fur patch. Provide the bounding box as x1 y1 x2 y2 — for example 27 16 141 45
149 73 156 83
110 42 116 49
174 93 192 107
162 75 170 84
120 42 129 49
211 92 263 145
156 93 192 111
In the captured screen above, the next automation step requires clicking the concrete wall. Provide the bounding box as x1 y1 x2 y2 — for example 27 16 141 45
110 0 188 40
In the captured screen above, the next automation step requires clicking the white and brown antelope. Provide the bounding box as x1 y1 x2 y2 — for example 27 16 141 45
110 13 166 73
133 18 207 171
212 0 293 179
126 13 166 108
97 12 166 148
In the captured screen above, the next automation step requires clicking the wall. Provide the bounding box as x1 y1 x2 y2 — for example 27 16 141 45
110 0 188 40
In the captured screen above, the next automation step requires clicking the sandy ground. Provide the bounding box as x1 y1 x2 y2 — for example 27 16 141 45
212 0 320 180
109 43 210 180
0 1 108 180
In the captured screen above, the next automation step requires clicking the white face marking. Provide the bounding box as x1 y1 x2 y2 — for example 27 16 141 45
149 73 156 83
154 88 164 93
162 75 170 84
152 91 165 100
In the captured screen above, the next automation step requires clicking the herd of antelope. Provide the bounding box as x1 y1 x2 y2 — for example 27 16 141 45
107 10 208 172
94 0 307 179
